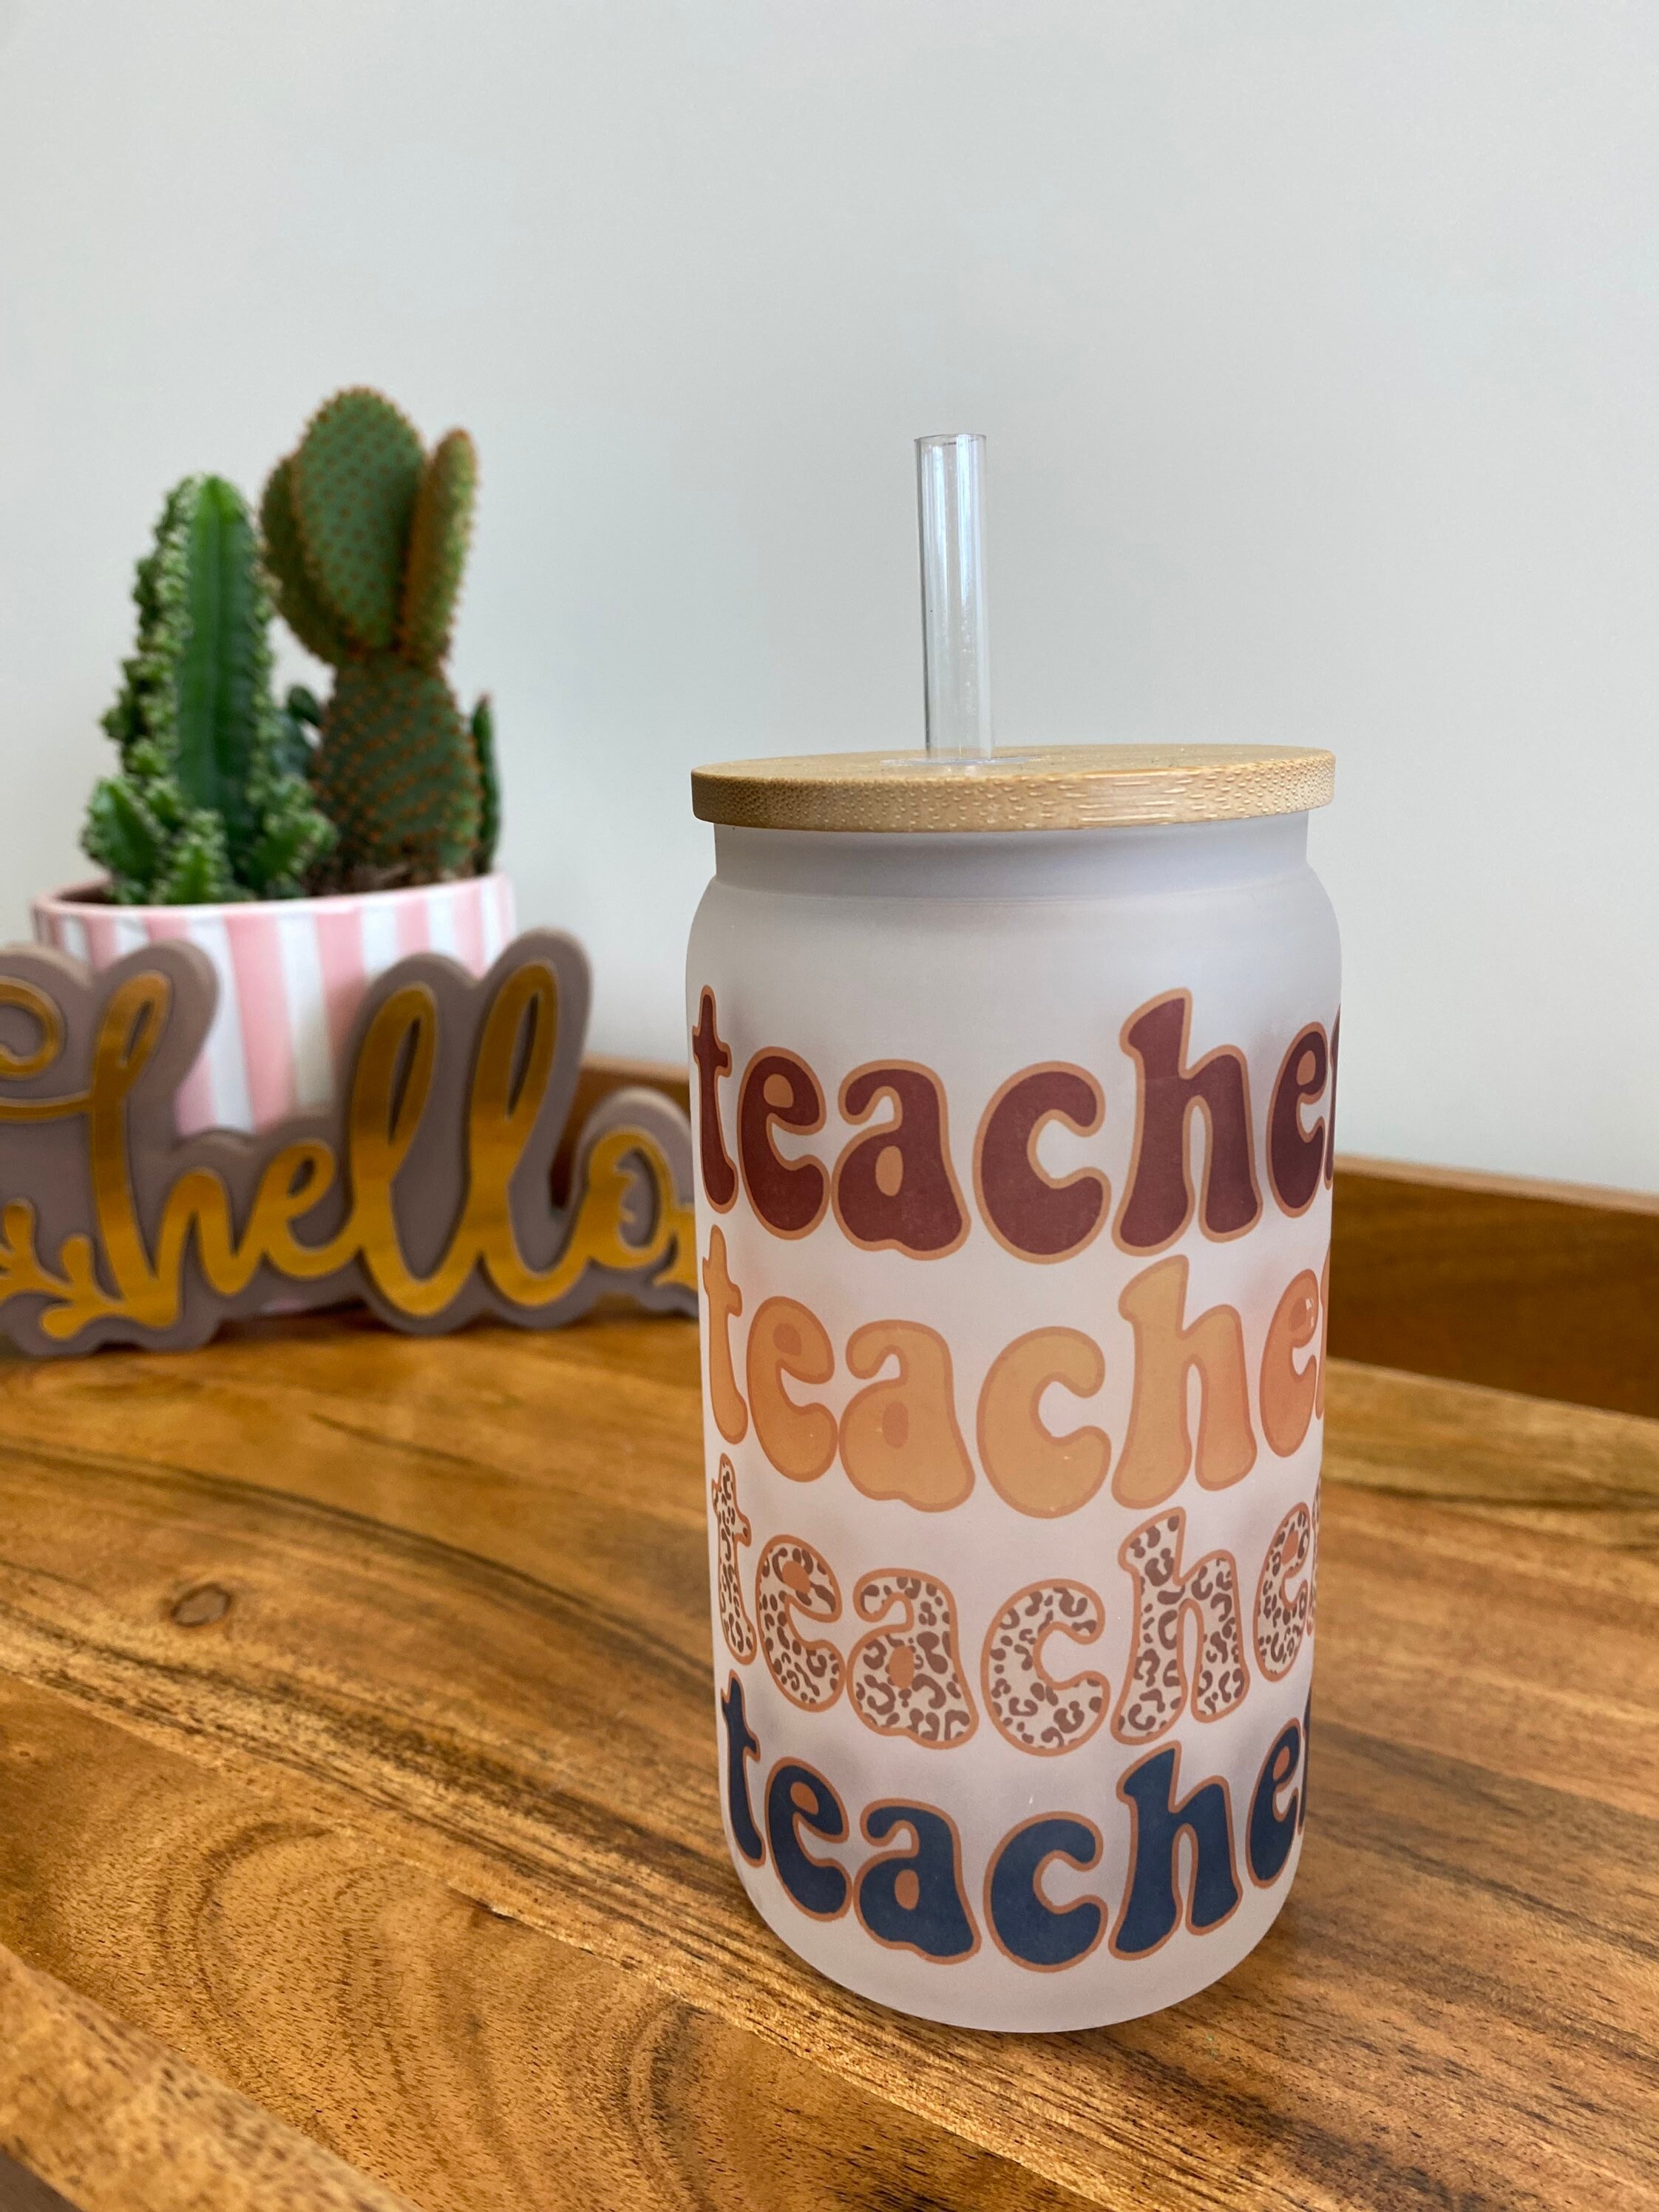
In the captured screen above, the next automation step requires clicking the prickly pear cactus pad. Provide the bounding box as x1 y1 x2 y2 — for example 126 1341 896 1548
291 390 424 654
401 430 478 668
262 389 496 889
314 657 478 883
83 476 336 903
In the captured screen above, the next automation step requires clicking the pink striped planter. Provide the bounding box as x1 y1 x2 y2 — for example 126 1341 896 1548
33 874 517 1137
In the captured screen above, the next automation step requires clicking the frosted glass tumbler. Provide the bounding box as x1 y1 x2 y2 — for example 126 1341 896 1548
685 744 1337 2031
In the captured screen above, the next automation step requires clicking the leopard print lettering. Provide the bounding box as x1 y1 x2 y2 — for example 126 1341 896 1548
1110 1509 1249 1743
981 1580 1108 1755
847 1571 977 1748
711 1456 756 1664
757 1535 844 1710
1253 1493 1319 1680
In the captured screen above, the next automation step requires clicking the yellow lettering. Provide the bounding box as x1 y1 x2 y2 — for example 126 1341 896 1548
1 954 693 1346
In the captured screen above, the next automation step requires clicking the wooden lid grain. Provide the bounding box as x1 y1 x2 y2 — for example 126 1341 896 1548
691 743 1334 835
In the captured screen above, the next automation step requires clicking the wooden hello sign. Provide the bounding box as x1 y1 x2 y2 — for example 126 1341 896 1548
0 931 696 1356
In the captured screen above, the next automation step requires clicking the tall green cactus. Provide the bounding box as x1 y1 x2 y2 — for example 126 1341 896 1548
262 390 496 886
84 476 336 904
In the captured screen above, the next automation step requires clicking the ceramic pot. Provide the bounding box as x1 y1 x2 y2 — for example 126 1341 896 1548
33 872 517 1136
685 744 1337 2032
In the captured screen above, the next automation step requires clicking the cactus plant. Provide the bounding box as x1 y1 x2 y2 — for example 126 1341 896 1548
471 695 501 874
262 389 495 887
83 476 336 905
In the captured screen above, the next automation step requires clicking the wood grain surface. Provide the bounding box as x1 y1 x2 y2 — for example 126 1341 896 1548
0 1314 1654 2211
1327 1156 1658 1417
688 743 1334 832
0 1942 415 2212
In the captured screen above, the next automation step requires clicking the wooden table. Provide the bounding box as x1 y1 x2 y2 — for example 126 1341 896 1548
0 1312 1655 2211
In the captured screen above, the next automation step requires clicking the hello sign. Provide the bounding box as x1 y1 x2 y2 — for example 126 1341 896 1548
0 931 696 1356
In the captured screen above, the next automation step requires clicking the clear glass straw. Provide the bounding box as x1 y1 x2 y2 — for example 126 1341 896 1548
916 432 993 756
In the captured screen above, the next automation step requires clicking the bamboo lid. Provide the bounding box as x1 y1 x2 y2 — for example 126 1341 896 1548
691 744 1334 835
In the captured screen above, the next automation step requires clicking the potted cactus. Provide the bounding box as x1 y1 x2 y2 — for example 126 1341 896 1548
33 390 513 1136
262 388 498 892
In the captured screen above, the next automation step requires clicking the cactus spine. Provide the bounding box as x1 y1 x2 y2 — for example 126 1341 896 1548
84 475 335 904
262 390 493 887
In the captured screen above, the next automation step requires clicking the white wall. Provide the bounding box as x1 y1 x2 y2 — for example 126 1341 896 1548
1 1 1655 1191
